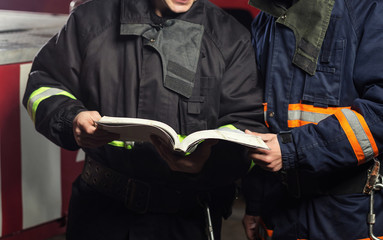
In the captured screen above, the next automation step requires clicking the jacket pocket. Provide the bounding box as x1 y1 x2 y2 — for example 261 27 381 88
178 77 217 135
302 39 345 107
179 95 206 135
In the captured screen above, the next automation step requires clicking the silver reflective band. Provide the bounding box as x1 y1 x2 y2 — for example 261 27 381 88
27 87 76 123
27 88 63 118
341 109 375 161
288 110 329 124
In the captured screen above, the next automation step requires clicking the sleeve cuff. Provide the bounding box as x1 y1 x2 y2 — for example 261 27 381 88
278 131 297 171
57 103 87 150
245 198 262 216
278 131 301 197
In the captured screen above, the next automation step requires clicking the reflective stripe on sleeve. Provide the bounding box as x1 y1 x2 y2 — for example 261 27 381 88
287 103 351 128
263 103 269 128
27 87 77 123
248 160 256 172
108 141 134 149
335 109 378 165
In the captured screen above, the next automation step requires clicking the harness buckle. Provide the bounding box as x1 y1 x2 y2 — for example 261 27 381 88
363 159 381 195
365 158 383 240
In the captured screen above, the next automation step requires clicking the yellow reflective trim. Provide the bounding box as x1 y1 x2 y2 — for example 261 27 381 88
28 87 77 123
178 135 186 142
108 141 125 147
219 124 237 130
27 87 51 119
29 87 51 99
108 141 133 149
57 91 76 100
32 96 50 123
248 160 256 172
178 124 237 155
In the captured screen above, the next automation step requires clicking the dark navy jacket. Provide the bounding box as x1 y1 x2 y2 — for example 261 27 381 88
244 0 383 239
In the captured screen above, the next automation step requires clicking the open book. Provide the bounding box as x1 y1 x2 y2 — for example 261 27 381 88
96 116 269 154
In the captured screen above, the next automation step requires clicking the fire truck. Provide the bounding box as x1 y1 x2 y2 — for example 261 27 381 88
0 1 259 239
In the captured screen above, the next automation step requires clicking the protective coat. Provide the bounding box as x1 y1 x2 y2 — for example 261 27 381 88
22 0 267 239
244 0 383 239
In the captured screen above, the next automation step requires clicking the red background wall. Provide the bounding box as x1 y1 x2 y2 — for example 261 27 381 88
0 0 72 14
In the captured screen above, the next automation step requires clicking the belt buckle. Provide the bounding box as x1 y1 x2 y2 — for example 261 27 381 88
363 159 380 195
125 179 151 214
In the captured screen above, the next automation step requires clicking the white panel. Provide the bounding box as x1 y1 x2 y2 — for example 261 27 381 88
19 63 62 229
76 149 85 162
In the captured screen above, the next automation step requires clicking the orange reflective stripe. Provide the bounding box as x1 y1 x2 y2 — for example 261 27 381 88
264 226 273 238
357 237 383 240
335 110 367 165
259 235 383 239
263 102 269 128
288 103 350 114
288 119 317 128
287 103 351 127
263 102 268 111
355 112 379 157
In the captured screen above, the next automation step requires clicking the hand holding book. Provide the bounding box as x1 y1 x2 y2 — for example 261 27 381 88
151 135 218 173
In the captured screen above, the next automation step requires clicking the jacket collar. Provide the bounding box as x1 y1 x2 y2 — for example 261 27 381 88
119 0 206 98
249 0 335 75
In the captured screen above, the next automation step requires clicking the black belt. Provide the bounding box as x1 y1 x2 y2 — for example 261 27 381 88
81 157 198 214
283 157 383 198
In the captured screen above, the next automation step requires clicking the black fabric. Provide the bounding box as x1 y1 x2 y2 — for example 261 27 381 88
81 157 198 214
273 0 293 9
279 131 292 144
149 7 179 25
73 156 237 239
23 0 267 238
293 159 383 197
66 177 215 240
150 10 167 25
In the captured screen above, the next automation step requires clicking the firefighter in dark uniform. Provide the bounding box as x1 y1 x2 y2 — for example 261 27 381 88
23 0 267 239
243 0 383 239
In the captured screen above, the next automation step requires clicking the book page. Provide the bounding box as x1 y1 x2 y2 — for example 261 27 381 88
96 116 269 154
96 117 179 146
178 128 269 153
